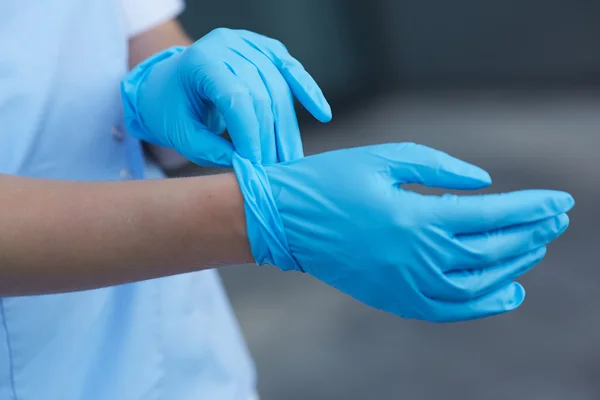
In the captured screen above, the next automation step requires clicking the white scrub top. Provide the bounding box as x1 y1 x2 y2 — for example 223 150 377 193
0 0 256 399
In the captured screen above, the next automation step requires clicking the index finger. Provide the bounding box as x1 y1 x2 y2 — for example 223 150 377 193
235 29 332 123
438 189 575 234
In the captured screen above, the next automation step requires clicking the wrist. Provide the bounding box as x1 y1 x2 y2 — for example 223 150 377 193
231 154 302 271
208 172 254 266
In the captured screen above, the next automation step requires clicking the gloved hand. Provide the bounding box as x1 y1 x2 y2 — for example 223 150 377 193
233 143 575 322
121 28 331 167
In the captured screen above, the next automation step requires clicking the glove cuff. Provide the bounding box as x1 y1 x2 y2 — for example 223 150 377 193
232 154 303 272
120 46 186 143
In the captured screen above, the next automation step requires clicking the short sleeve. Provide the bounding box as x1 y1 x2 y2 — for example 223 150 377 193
121 0 185 37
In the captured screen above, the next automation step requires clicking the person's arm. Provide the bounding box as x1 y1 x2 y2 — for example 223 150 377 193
0 173 252 296
128 19 192 70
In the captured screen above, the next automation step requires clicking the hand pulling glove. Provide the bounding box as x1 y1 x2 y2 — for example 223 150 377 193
121 28 331 168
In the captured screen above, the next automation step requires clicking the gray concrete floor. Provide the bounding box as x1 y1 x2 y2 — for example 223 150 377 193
211 90 600 399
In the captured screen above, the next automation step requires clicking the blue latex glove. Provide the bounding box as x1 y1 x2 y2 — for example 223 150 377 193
233 143 575 322
121 28 332 167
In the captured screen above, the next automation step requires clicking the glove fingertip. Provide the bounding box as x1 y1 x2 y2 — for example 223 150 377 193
469 166 492 186
316 102 333 123
536 190 575 214
303 99 332 124
506 282 526 311
283 69 332 123
534 245 548 260
556 213 570 232
559 192 576 212
452 165 492 189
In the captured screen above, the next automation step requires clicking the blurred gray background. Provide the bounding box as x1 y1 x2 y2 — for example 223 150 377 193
176 2 600 399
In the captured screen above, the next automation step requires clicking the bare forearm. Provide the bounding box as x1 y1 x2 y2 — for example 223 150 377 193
128 19 192 69
0 173 252 296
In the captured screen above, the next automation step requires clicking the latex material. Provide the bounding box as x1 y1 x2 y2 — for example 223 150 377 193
233 143 575 322
122 28 332 168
